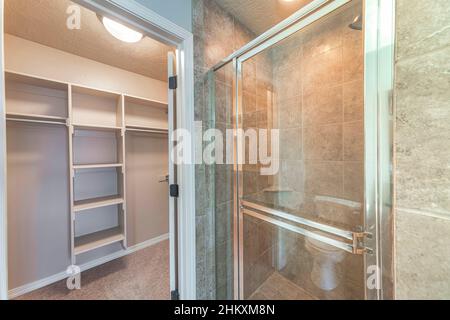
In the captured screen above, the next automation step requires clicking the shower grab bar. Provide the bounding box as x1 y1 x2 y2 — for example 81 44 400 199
242 209 355 254
241 200 353 240
240 200 371 255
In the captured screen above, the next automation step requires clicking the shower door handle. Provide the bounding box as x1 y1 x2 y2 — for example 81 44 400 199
240 200 373 255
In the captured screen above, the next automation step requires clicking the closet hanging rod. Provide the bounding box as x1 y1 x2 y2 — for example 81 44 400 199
6 117 67 126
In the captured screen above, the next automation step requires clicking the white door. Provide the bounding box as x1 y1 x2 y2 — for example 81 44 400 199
167 51 179 299
0 0 8 301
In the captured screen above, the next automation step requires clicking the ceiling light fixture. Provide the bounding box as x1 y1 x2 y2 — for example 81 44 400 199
101 16 143 43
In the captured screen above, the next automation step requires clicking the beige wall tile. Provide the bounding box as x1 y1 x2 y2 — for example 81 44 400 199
276 97 302 129
396 0 450 60
302 12 343 59
343 80 364 122
396 210 450 299
243 91 256 114
273 62 302 102
279 160 305 193
272 38 303 73
343 161 364 203
304 124 343 161
395 47 450 214
303 85 343 126
279 128 302 160
303 47 343 93
343 121 364 161
242 60 257 95
305 161 343 197
342 23 364 82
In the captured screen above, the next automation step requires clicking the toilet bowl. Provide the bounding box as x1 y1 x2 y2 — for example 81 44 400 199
305 231 345 291
303 195 362 291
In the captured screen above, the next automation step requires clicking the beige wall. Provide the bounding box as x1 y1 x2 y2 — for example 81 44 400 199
394 0 450 299
5 34 168 103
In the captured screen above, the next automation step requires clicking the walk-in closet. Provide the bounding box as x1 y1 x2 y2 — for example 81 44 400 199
4 0 174 299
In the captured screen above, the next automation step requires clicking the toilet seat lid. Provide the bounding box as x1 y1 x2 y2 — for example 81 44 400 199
305 231 342 252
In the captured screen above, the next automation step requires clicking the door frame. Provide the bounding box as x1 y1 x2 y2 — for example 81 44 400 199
0 0 196 300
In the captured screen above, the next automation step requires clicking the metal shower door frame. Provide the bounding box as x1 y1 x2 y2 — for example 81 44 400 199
221 0 396 300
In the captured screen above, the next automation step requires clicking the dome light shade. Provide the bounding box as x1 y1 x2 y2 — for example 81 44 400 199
102 17 143 43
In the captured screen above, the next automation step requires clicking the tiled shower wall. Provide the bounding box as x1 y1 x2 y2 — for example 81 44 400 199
193 0 257 299
394 0 450 299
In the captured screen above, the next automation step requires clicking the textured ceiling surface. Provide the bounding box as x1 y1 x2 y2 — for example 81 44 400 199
214 0 315 35
5 0 173 82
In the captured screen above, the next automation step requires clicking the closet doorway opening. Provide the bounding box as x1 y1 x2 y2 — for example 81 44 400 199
0 0 195 300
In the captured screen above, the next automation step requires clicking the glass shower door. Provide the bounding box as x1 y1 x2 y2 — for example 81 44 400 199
237 0 366 300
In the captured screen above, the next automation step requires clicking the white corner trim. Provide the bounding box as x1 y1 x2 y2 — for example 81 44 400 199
8 233 169 299
175 33 196 300
0 0 7 301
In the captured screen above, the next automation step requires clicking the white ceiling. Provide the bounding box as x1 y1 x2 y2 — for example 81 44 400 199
5 0 173 82
214 0 315 35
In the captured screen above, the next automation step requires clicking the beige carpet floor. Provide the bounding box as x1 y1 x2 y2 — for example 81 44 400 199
17 240 170 300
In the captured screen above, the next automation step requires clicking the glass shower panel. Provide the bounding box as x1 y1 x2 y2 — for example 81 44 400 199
240 0 365 300
212 62 235 300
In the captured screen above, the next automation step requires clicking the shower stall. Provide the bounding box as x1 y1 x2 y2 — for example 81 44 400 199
210 0 394 300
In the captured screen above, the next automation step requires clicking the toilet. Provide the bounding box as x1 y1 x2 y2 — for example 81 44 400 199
303 195 361 291
305 231 345 291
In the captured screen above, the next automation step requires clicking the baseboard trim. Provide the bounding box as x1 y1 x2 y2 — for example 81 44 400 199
8 233 169 299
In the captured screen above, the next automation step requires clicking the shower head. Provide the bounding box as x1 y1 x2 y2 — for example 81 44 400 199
349 14 362 31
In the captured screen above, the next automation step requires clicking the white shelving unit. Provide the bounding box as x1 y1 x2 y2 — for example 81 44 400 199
73 195 125 212
69 83 127 259
5 70 169 265
74 227 125 255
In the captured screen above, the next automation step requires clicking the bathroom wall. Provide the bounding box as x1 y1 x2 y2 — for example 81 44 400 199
394 0 450 299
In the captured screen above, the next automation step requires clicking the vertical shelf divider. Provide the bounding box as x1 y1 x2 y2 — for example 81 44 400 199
68 84 76 265
120 94 128 249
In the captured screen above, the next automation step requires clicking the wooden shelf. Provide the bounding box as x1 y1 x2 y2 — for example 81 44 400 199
72 84 121 99
126 125 168 134
74 195 124 212
74 227 124 255
5 70 68 91
73 123 122 131
6 112 67 125
74 163 123 170
124 95 168 109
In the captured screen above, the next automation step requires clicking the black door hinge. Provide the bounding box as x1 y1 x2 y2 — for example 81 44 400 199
170 184 179 198
171 289 180 300
169 76 178 89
